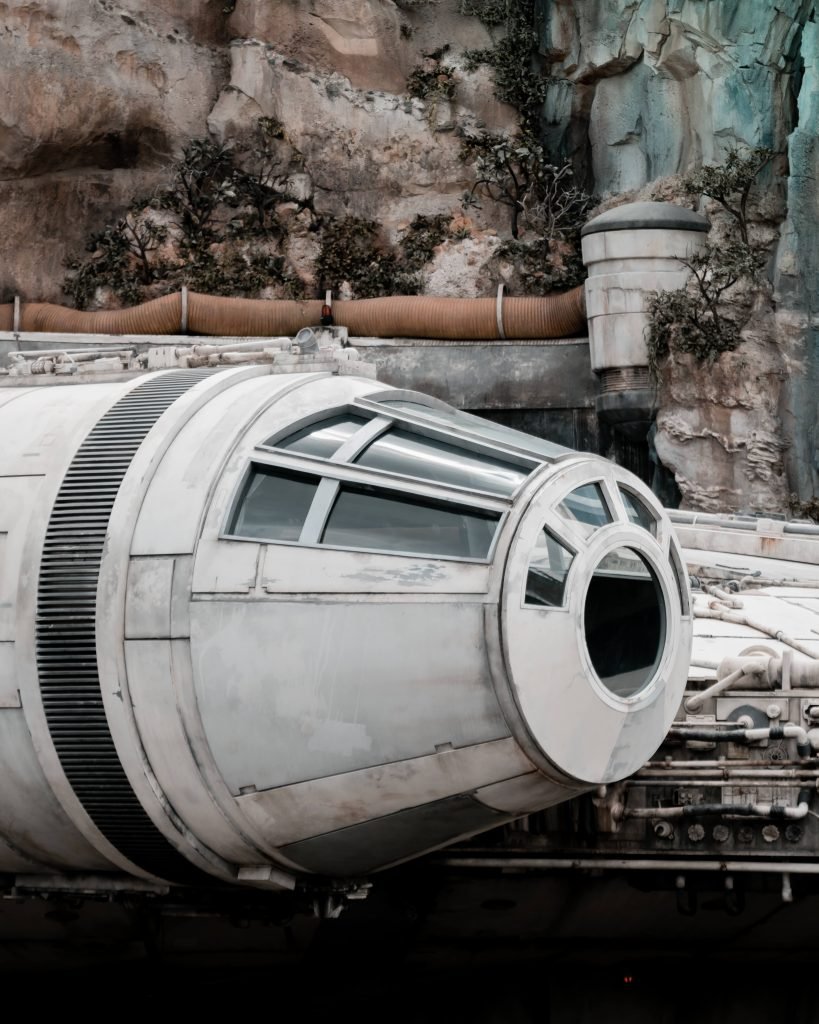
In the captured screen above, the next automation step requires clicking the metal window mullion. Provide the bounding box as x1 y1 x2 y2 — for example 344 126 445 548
352 397 548 467
331 416 391 463
299 478 340 544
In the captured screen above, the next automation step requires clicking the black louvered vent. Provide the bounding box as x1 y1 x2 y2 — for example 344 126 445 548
36 371 217 883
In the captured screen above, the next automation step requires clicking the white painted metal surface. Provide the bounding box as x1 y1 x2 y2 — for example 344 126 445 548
0 368 691 886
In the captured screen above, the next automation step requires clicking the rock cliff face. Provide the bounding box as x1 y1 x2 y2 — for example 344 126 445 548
0 0 815 512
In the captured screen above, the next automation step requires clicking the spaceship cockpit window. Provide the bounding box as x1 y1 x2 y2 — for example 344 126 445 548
229 464 502 560
619 486 658 537
231 466 319 542
355 428 528 497
525 529 575 607
322 485 499 558
375 398 569 461
557 482 613 536
267 414 368 459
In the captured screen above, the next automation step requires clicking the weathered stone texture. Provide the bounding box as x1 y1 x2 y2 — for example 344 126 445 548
540 0 810 189
0 0 815 515
0 0 228 300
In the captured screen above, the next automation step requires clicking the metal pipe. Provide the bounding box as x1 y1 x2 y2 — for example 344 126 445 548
693 606 819 659
1 287 587 341
11 347 134 359
623 788 811 820
628 778 819 787
684 665 758 713
185 339 291 355
703 584 744 608
438 856 819 875
667 723 811 758
636 768 819 779
644 759 807 769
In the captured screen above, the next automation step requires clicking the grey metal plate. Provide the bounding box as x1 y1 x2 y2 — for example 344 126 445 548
191 598 509 792
281 793 507 875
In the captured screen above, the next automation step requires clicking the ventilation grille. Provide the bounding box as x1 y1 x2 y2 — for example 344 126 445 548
599 367 651 393
36 371 216 883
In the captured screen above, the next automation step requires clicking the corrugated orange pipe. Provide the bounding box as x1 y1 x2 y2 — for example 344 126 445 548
0 286 586 340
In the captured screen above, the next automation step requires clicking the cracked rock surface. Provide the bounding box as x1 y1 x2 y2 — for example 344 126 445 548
0 0 815 514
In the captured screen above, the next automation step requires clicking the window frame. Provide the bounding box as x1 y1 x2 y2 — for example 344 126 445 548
522 526 579 609
555 479 616 538
618 484 659 538
257 402 539 504
223 459 509 564
354 393 565 466
222 395 595 565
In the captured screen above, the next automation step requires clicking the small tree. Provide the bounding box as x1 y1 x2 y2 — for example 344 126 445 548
646 146 776 375
154 138 237 248
461 130 591 241
461 130 542 238
683 146 775 244
231 118 299 237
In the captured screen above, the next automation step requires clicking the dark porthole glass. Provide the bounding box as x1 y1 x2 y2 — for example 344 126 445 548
525 529 575 607
231 466 320 542
269 414 368 459
321 485 500 559
584 547 665 698
620 487 658 536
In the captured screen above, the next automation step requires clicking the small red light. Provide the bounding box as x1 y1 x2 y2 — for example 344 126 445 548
623 975 634 984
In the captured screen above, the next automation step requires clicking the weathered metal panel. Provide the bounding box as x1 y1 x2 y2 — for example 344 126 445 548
0 477 45 641
355 339 596 411
235 738 533 846
129 372 283 556
0 707 112 871
125 558 174 639
475 773 568 814
0 642 20 707
261 544 491 595
124 638 264 864
280 794 508 875
191 598 508 793
192 539 260 593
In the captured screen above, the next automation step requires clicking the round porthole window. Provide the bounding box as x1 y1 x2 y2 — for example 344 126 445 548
584 547 665 698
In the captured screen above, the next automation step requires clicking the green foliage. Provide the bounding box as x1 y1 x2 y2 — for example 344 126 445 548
400 214 451 271
462 0 546 132
496 238 585 294
645 241 768 374
646 147 776 375
520 160 594 240
456 0 582 286
175 250 303 299
316 214 452 298
458 0 508 26
153 138 236 249
63 126 307 308
789 494 819 524
407 46 457 115
229 117 299 237
315 217 400 298
461 132 591 241
683 146 775 244
64 225 143 309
